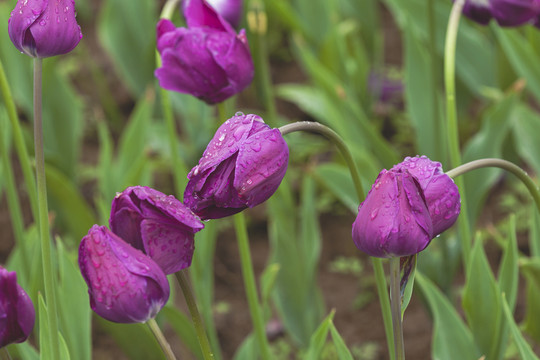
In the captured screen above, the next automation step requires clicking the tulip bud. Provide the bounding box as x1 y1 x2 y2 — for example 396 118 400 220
391 156 461 236
352 156 460 258
0 267 35 348
78 225 170 323
155 0 254 104
8 0 82 58
206 0 243 28
109 186 204 275
184 113 289 220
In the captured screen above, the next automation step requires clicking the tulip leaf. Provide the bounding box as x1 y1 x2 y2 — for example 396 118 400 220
159 306 202 359
530 206 540 258
38 294 52 360
511 103 540 177
403 18 442 160
498 215 519 311
233 334 257 360
501 292 540 360
521 257 540 343
462 91 517 221
9 342 39 360
312 163 358 213
329 322 354 360
416 272 481 360
96 318 165 360
97 0 157 96
462 237 503 360
400 254 417 318
305 310 335 360
45 164 97 242
57 240 92 360
494 26 540 103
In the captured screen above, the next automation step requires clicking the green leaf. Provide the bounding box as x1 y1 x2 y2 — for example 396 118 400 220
96 318 165 360
416 272 481 360
530 205 540 258
521 257 540 343
494 26 540 103
329 322 354 360
260 263 280 306
57 240 92 360
45 165 97 241
312 163 358 213
462 238 503 360
463 91 518 220
511 103 540 176
400 255 417 317
305 310 335 360
498 215 519 311
97 0 157 96
38 294 52 360
159 306 202 359
233 334 257 360
501 292 540 360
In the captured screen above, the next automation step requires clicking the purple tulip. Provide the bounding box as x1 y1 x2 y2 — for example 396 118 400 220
0 267 35 348
206 0 243 28
459 0 540 27
8 0 82 58
391 156 461 236
154 0 254 104
78 225 170 323
352 156 460 258
109 186 204 275
184 113 289 220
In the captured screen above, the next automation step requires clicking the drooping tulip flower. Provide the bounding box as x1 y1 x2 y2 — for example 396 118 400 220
109 186 204 275
352 156 460 258
155 0 254 104
459 0 540 27
391 156 461 236
207 0 243 28
78 225 170 323
184 113 289 220
8 0 82 58
0 267 35 348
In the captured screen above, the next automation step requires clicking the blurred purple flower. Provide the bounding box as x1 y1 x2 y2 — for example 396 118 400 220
352 156 460 258
368 71 403 108
206 0 243 28
155 0 254 104
459 0 540 27
0 267 35 348
78 225 170 323
109 186 204 275
8 0 82 58
184 113 289 220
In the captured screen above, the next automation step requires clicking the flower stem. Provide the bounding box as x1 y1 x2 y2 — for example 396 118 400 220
233 212 271 360
444 0 472 268
34 57 60 360
160 0 181 19
447 158 540 214
280 121 394 359
147 318 177 360
428 0 443 161
174 270 214 360
279 121 364 201
0 57 38 222
389 258 405 360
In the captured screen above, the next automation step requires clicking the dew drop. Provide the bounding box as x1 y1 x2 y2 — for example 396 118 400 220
218 133 226 142
235 111 244 117
370 209 378 220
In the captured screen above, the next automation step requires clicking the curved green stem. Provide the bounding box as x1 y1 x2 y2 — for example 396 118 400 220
279 121 364 201
147 318 177 360
233 212 271 360
0 57 38 222
444 0 472 268
280 121 394 360
160 0 181 19
389 258 405 360
447 158 540 214
175 270 214 360
34 58 60 360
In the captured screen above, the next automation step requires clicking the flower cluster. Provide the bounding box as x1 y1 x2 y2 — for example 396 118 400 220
352 156 461 258
155 0 254 104
79 187 204 323
0 267 35 348
460 0 540 27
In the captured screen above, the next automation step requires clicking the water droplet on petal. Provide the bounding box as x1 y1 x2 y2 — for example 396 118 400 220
235 111 244 117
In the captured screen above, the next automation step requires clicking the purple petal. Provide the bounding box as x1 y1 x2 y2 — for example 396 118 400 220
183 0 235 33
461 0 493 25
490 0 540 26
234 128 289 207
206 0 243 28
140 219 195 274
